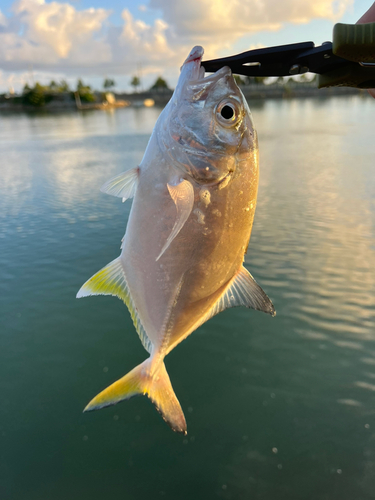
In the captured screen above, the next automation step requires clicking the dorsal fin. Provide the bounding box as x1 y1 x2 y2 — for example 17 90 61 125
156 179 194 261
76 258 152 353
100 167 139 201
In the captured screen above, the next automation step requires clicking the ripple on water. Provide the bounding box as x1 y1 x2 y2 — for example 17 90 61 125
2 98 375 500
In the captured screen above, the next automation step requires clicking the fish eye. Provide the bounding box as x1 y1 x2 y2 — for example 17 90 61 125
215 99 241 127
221 105 234 120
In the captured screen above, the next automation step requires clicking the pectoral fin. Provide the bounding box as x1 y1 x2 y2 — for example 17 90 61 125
100 167 139 201
156 179 194 261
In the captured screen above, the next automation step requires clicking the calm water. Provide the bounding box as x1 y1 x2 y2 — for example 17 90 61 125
1 97 375 500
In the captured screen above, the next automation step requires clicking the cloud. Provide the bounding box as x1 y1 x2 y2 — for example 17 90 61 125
120 10 175 62
0 0 111 71
14 0 109 58
0 9 8 27
0 0 354 88
150 0 353 41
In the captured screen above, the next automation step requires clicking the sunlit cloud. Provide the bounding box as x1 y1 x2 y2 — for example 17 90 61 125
0 9 8 27
120 9 174 61
149 0 353 41
0 0 354 90
13 0 109 58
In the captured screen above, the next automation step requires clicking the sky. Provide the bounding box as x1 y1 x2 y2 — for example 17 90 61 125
0 0 372 93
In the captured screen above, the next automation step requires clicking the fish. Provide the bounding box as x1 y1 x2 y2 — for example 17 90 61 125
77 45 275 434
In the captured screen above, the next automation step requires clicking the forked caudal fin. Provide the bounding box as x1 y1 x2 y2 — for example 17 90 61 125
84 359 187 434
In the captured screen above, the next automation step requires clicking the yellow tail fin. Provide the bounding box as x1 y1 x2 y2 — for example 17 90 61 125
83 359 187 434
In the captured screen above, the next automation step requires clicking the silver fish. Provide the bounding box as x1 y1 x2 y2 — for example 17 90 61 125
77 46 275 434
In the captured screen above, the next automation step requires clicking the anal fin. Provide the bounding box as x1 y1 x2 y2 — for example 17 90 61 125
211 265 276 317
166 265 275 354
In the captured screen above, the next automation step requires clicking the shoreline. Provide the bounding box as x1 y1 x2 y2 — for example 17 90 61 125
0 85 368 112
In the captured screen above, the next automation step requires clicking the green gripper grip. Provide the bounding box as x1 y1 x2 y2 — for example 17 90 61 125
318 22 375 89
333 22 375 62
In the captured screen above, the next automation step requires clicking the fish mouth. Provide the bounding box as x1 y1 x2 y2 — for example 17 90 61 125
185 65 233 103
192 65 232 89
198 65 232 82
182 46 232 84
183 46 204 65
180 46 205 82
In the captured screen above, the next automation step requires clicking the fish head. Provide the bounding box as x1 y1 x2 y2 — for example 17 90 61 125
159 46 256 185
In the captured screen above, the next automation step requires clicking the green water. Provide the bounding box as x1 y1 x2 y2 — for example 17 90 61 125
1 97 375 499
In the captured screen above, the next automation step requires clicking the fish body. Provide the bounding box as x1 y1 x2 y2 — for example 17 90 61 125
77 46 275 434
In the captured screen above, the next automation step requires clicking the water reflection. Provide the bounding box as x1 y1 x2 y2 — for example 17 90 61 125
1 96 375 500
252 97 375 348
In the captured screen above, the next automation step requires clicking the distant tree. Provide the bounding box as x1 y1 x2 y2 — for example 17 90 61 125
58 80 70 92
76 79 95 102
22 82 49 107
276 76 287 85
49 80 58 91
23 83 31 94
103 78 115 90
233 75 245 86
77 79 85 91
130 75 141 92
245 76 267 85
254 76 267 85
34 82 47 93
295 73 316 84
150 76 169 90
